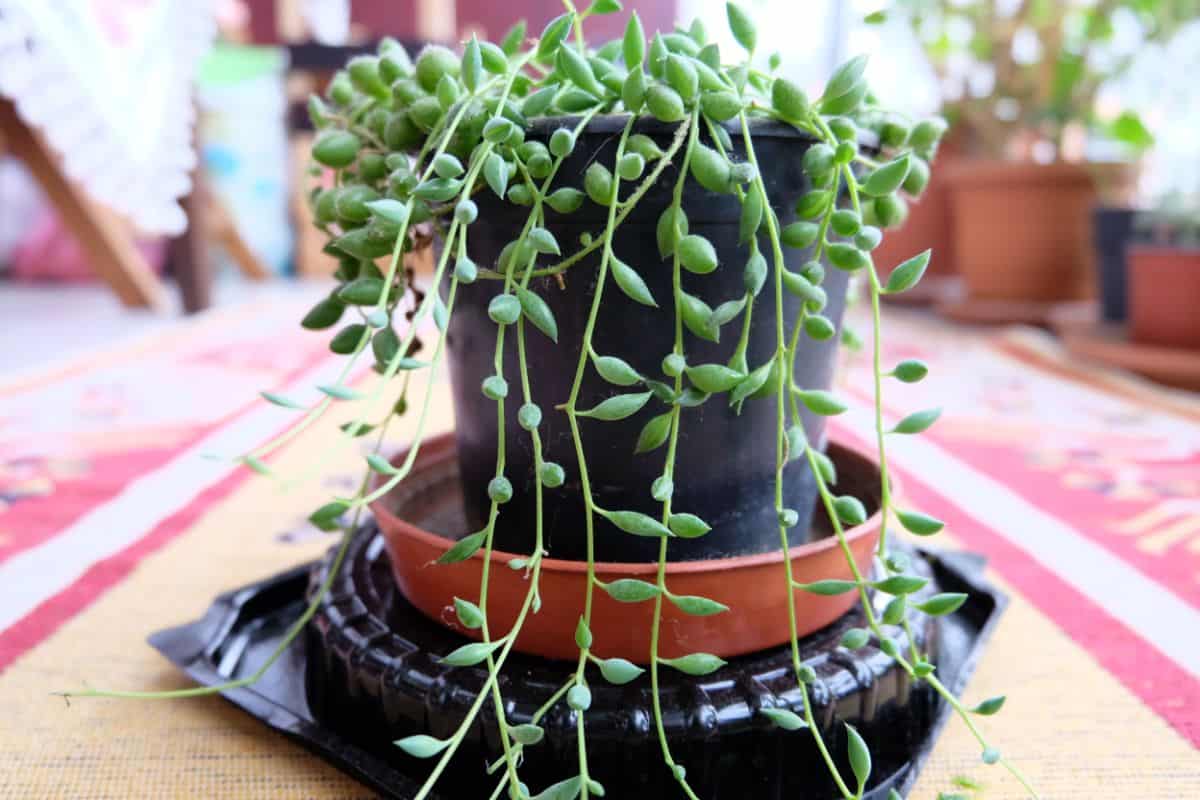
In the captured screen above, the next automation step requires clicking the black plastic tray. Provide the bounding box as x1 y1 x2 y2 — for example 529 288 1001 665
150 546 1004 799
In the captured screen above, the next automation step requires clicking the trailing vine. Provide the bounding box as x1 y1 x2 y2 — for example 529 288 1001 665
62 3 1039 800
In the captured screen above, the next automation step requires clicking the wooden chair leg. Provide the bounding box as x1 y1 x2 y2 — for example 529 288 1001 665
0 98 166 310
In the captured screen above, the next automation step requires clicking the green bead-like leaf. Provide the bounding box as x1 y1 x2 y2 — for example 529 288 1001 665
651 474 674 501
575 616 593 649
840 627 870 649
318 384 364 401
744 250 768 295
739 187 764 245
338 278 385 306
261 391 305 410
725 2 757 54
610 257 657 306
365 198 409 224
535 13 574 63
971 695 1006 716
604 578 660 602
395 734 450 759
438 530 486 563
665 54 698 101
488 293 521 325
522 86 557 116
533 776 583 800
484 153 509 198
916 592 968 617
557 44 604 97
441 639 503 666
661 652 726 676
771 77 808 121
302 297 345 330
833 495 867 526
686 363 743 393
312 130 361 168
585 162 615 205
579 391 652 421
517 288 559 341
795 389 847 416
605 509 671 538
599 657 645 685
804 314 836 341
594 355 641 386
701 90 742 121
892 407 941 435
453 597 485 629
668 593 728 616
897 509 944 536
760 707 808 730
872 574 929 595
623 11 645 67
308 501 349 531
510 724 545 746
882 595 906 625
546 187 585 214
668 512 711 538
635 412 673 453
827 242 871 271
781 221 820 249
796 579 858 595
893 359 928 383
622 66 647 111
884 249 932 293
677 234 718 274
628 133 665 161
689 143 732 193
846 723 872 792
862 153 912 197
482 375 508 400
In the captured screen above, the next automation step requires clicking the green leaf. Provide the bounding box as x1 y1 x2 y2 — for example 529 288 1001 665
1109 110 1154 150
795 389 847 416
686 363 743 394
635 412 673 453
812 449 836 484
916 592 968 617
677 234 718 274
594 355 641 386
872 574 928 595
500 20 526 56
338 278 385 306
516 288 558 341
739 188 764 245
796 579 858 595
731 359 773 405
760 707 807 730
318 384 363 401
579 391 652 421
863 154 912 197
885 249 932 293
438 530 486 563
413 177 464 202
656 206 688 258
395 734 449 758
823 54 867 103
666 512 711 538
668 593 728 616
546 187 585 214
840 627 870 649
567 684 592 711
585 162 614 204
365 198 409 224
892 359 928 383
575 616 593 649
833 495 867 526
557 44 604 97
827 242 871 271
329 323 365 355
661 652 726 675
610 257 657 307
971 695 1006 716
441 639 503 666
892 407 941 435
484 153 509 198
605 509 671 538
598 657 644 685
260 391 305 410
366 453 398 474
623 11 645 67
882 595 906 625
897 509 944 536
301 297 345 330
510 724 545 746
725 2 757 54
689 144 731 193
453 597 485 629
863 10 887 24
771 77 809 121
603 578 660 602
308 501 349 531
535 13 574 63
488 293 521 325
846 723 872 792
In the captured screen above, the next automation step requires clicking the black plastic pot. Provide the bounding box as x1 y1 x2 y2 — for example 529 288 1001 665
446 115 849 563
1092 206 1135 322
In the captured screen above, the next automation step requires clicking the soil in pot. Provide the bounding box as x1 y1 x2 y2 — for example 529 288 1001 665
1092 207 1136 322
446 115 849 564
946 161 1102 302
1128 245 1200 350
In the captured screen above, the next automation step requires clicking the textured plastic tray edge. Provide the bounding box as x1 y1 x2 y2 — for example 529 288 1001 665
149 548 1006 800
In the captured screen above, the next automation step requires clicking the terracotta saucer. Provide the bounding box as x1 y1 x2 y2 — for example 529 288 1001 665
1058 321 1200 392
370 433 885 662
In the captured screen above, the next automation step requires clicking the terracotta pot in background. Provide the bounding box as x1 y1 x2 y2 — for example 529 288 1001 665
1128 245 1200 350
946 161 1103 302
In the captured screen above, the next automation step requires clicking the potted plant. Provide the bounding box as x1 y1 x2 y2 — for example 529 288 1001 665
65 4 1038 798
1128 192 1200 349
897 0 1188 307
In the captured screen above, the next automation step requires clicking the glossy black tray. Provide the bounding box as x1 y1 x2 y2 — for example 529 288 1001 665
150 540 1004 799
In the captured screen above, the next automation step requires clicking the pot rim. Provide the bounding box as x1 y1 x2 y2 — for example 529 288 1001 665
528 112 822 143
369 431 890 576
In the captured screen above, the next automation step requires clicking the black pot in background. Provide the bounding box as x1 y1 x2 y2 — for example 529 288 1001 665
1092 206 1136 322
445 115 849 563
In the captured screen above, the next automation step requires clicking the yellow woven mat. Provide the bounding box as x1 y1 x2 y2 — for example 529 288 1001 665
1 374 1196 799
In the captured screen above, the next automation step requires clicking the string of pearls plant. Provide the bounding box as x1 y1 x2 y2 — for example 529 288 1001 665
65 3 1038 798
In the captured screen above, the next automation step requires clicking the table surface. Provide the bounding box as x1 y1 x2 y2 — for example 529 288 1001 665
1 297 1197 798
